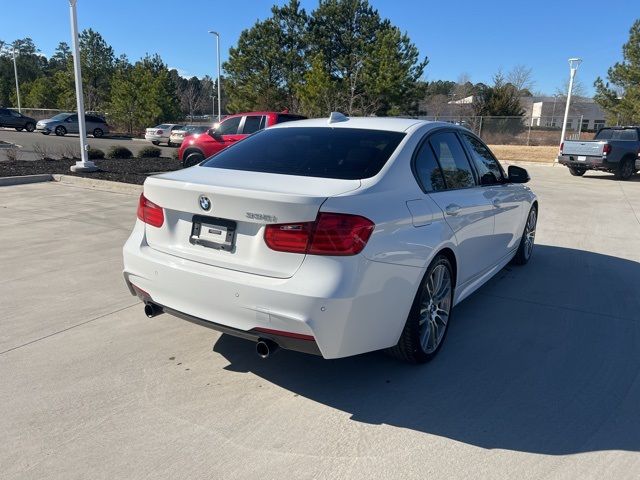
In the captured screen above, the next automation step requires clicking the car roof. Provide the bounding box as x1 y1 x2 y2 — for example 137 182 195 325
270 116 439 133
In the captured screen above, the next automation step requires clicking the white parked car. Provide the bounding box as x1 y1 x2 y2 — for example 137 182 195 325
144 124 183 145
123 115 538 363
168 125 210 147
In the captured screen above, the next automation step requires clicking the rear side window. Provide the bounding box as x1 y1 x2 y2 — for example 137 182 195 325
429 132 476 189
217 116 241 135
414 142 446 192
276 114 306 124
595 129 639 141
460 133 505 184
242 115 264 134
202 127 406 180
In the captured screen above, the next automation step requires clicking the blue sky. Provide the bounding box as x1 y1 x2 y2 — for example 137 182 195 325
2 0 638 95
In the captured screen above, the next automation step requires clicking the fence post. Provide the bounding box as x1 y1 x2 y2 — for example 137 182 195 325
526 104 534 146
478 116 483 138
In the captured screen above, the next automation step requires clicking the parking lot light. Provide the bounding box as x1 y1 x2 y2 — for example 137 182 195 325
559 58 582 151
208 30 222 123
68 0 97 173
12 46 21 113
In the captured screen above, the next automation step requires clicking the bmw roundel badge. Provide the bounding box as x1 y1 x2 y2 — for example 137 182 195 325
199 195 211 211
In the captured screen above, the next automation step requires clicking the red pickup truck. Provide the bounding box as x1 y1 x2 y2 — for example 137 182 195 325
178 111 306 167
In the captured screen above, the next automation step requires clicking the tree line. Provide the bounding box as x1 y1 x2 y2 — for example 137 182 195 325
5 1 635 134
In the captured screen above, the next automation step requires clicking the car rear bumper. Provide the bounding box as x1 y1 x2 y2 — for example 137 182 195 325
557 154 615 170
122 221 422 359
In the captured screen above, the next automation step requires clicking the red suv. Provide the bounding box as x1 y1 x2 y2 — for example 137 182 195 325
178 111 306 167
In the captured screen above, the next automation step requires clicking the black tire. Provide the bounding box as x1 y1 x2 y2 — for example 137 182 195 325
151 140 160 146
387 254 454 364
512 205 537 265
167 141 174 147
25 122 35 132
93 128 103 138
183 152 204 168
569 167 586 176
42 131 50 135
15 127 23 132
614 158 634 181
54 126 66 136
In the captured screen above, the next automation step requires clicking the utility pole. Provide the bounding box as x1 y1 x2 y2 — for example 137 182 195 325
68 0 97 172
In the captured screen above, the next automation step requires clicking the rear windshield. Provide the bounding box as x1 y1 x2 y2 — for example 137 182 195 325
595 128 638 141
156 124 170 129
202 127 406 179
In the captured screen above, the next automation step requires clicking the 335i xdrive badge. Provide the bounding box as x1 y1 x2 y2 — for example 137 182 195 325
123 114 538 363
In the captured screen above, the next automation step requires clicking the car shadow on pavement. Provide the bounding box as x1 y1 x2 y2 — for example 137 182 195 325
213 245 640 455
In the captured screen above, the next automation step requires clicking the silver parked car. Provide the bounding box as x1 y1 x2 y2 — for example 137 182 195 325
36 113 109 137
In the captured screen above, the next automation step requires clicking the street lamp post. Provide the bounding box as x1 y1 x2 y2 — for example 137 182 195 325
12 46 21 113
68 0 96 172
559 58 582 149
208 30 222 123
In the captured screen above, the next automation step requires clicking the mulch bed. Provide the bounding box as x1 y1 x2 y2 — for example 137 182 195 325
0 157 182 185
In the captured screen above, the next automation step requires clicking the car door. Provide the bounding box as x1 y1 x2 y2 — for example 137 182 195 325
414 130 496 285
66 114 79 133
8 110 24 127
215 116 243 151
459 132 524 258
0 109 11 127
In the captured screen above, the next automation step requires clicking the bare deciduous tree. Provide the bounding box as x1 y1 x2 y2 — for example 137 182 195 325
507 64 535 94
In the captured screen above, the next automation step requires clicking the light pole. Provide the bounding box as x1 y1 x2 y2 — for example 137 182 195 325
559 58 582 149
68 0 96 172
11 46 21 113
208 30 222 123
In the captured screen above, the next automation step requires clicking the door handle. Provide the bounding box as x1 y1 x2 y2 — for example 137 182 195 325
445 204 461 216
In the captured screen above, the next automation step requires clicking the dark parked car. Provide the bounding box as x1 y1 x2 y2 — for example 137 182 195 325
0 108 37 132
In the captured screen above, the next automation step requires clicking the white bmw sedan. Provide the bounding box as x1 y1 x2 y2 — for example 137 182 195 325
123 115 538 363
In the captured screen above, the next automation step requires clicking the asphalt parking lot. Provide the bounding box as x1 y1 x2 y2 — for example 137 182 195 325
0 128 175 159
1 165 639 479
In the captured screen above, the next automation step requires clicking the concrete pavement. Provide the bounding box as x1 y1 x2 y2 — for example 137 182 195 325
1 165 639 479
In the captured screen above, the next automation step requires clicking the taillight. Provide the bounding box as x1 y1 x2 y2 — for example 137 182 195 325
157 129 163 135
137 193 164 227
264 213 374 256
560 142 564 154
603 144 612 155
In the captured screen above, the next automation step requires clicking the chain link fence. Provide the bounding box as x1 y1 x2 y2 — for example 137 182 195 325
410 115 606 146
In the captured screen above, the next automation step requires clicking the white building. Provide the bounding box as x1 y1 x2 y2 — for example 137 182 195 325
521 96 607 131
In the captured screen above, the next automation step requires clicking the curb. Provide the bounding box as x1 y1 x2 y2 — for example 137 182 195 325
501 160 556 167
0 174 142 194
52 175 142 195
0 174 54 186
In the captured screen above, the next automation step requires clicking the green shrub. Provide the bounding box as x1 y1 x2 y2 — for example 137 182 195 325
107 145 133 159
137 146 161 158
88 147 105 160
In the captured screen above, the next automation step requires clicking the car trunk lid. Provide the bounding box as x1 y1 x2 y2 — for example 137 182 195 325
142 167 361 278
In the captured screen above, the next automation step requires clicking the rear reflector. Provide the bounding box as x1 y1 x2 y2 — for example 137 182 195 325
603 144 612 155
560 142 564 154
253 327 315 341
264 212 374 256
137 193 164 228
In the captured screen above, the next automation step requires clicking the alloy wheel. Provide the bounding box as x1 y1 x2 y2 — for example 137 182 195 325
524 208 537 260
418 264 452 354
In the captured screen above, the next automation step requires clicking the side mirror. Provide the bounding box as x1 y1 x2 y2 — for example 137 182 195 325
508 165 530 183
208 128 221 139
